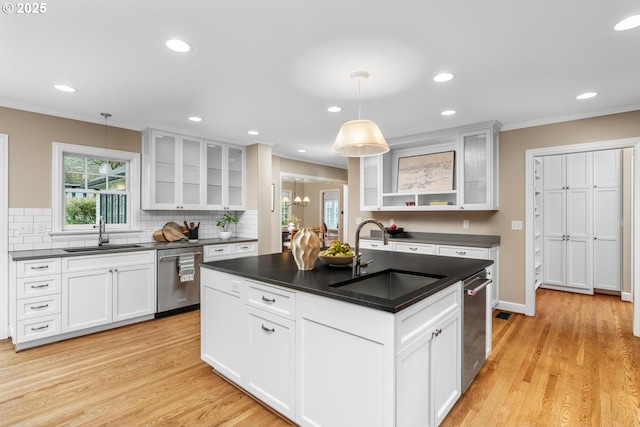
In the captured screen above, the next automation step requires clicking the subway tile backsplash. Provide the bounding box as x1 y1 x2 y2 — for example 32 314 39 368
8 208 258 252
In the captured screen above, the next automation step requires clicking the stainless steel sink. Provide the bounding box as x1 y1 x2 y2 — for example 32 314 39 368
63 244 143 253
331 270 443 300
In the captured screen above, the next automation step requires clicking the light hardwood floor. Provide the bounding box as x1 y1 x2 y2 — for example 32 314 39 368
0 289 638 426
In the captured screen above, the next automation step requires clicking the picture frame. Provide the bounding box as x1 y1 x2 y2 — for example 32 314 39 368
397 150 455 193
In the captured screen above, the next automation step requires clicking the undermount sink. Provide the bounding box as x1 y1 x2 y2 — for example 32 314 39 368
63 244 143 253
331 270 443 300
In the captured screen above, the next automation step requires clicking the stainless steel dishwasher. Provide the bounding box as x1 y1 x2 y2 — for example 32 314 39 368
156 246 203 317
462 269 492 392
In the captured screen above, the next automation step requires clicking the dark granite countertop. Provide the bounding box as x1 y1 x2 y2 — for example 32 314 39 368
202 249 492 313
366 231 500 248
9 237 258 261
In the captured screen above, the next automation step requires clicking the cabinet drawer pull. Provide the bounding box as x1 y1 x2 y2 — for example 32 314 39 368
261 296 276 303
31 283 50 289
432 328 443 338
409 247 418 251
215 248 224 252
30 265 50 270
239 246 249 250
261 324 275 333
31 325 49 331
456 251 466 255
30 304 49 310
371 243 379 247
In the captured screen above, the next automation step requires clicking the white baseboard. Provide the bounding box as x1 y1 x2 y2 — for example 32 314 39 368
622 291 633 302
494 301 528 315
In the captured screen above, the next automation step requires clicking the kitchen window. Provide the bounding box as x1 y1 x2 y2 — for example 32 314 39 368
52 143 141 236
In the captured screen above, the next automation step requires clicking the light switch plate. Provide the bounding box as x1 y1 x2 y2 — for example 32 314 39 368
511 220 523 230
463 220 470 229
16 224 33 236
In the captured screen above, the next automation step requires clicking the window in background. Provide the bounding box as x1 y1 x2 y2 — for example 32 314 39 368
52 142 140 234
281 190 292 225
323 190 340 229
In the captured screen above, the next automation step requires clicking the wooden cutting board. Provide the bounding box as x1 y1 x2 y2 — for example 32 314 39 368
152 229 167 241
162 222 188 241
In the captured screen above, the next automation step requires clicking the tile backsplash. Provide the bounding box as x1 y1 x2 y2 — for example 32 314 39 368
8 208 258 251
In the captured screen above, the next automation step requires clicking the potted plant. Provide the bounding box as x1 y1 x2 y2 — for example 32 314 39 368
216 212 239 240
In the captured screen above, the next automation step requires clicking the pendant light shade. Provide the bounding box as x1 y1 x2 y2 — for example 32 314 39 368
332 119 389 157
331 71 390 157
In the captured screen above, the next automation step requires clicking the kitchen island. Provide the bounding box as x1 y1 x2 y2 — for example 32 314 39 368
200 250 492 427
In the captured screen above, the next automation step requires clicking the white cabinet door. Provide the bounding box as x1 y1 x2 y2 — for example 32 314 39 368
460 129 494 210
593 186 622 290
396 328 432 427
204 141 246 210
246 307 296 419
593 149 621 187
432 310 462 426
62 269 112 332
360 155 383 211
112 263 155 322
543 154 565 190
201 271 245 385
544 237 566 286
180 135 204 209
145 130 180 209
566 152 592 189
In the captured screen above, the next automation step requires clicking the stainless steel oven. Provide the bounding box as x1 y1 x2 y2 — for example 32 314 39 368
462 269 492 392
156 246 203 317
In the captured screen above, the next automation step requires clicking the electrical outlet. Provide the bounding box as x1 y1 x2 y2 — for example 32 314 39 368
463 220 470 229
34 223 46 235
16 224 33 236
511 220 523 230
355 217 362 225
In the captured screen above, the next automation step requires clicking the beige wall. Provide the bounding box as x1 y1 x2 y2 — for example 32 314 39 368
0 107 141 208
350 110 640 306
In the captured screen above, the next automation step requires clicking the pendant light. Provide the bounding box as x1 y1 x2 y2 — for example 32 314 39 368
99 112 112 175
331 71 389 157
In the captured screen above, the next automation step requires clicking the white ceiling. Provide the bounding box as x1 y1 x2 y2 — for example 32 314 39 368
1 1 639 169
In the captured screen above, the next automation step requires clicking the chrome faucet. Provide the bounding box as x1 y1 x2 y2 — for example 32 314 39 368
353 218 389 276
98 216 109 246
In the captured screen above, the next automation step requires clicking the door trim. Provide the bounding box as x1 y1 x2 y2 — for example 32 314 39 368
525 137 640 337
0 135 8 339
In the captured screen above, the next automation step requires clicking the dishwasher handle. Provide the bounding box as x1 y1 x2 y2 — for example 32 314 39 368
159 252 202 262
465 279 492 296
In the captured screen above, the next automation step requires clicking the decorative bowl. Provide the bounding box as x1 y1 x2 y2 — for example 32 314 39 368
384 227 404 236
318 254 354 266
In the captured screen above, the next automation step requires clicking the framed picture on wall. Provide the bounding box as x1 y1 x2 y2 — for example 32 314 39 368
397 150 455 192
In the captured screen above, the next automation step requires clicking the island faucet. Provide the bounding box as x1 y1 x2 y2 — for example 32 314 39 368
353 218 389 276
98 216 109 246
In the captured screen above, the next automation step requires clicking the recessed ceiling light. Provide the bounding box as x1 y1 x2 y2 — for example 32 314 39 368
166 39 192 53
297 149 307 153
54 84 76 93
441 110 457 116
188 116 202 122
434 73 454 83
576 92 598 100
327 106 342 113
248 130 259 136
614 15 640 31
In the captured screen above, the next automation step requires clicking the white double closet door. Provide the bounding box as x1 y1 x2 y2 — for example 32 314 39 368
542 150 621 293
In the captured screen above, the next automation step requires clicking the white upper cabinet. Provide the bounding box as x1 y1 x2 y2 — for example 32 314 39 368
359 121 500 211
142 129 245 210
204 141 245 210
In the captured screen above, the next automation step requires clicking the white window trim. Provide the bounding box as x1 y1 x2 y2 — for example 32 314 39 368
51 142 141 238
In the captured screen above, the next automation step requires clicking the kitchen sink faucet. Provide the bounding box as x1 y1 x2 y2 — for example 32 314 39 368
353 218 388 276
98 216 109 246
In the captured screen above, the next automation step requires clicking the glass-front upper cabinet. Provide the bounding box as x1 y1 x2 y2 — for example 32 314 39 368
459 127 499 210
142 129 203 210
360 155 382 211
204 141 245 210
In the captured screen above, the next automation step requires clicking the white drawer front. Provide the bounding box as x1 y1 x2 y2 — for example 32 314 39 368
202 269 243 296
204 244 233 260
393 242 435 255
359 240 390 251
436 245 489 260
17 275 60 299
246 281 295 320
16 258 61 278
17 294 62 321
234 242 256 256
62 251 155 272
17 314 61 342
396 282 461 351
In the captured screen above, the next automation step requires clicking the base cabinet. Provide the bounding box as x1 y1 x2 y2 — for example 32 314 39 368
10 251 155 350
201 268 464 426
